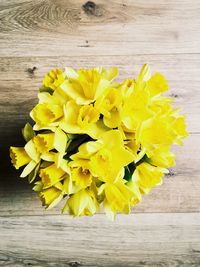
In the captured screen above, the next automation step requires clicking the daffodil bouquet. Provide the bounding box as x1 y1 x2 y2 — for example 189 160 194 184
10 65 187 219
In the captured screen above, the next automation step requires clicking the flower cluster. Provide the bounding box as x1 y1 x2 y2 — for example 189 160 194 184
10 65 187 219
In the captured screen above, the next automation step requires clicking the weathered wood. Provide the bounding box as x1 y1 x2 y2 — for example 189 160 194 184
0 54 199 133
0 0 200 265
0 134 199 216
0 0 200 56
0 213 200 266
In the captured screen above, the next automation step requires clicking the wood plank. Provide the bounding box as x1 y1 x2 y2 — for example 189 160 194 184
0 134 199 216
0 1 199 265
0 54 199 132
0 213 200 266
0 0 200 56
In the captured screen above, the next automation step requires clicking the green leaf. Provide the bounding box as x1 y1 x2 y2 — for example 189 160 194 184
124 166 132 182
22 123 35 142
39 85 54 95
136 154 150 166
40 161 52 168
28 163 40 184
124 162 136 182
66 134 93 157
32 181 43 192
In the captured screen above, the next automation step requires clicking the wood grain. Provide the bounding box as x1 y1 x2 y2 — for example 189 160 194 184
0 0 200 56
0 133 199 216
0 213 200 266
0 0 200 265
0 54 199 133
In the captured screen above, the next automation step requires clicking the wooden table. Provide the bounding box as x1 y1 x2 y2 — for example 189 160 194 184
0 0 200 266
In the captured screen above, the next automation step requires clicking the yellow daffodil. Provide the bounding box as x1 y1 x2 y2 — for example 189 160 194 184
72 130 134 183
147 72 168 97
148 146 175 168
10 64 188 219
71 167 93 189
132 162 168 194
63 189 99 216
60 100 107 139
99 179 134 214
119 128 146 163
61 67 118 105
43 68 65 90
126 180 142 205
121 82 152 131
38 90 69 106
33 133 54 154
39 185 63 209
10 147 31 169
10 140 40 178
30 103 63 129
95 88 122 128
77 104 100 128
69 158 93 188
149 95 174 115
53 127 69 153
39 163 66 188
136 115 175 156
172 116 188 145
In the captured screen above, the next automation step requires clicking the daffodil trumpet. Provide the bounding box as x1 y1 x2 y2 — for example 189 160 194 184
10 65 188 219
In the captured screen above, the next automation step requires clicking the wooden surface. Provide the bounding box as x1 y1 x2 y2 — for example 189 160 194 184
0 0 200 266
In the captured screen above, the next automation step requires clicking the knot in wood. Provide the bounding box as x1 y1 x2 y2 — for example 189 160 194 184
82 1 103 17
82 1 96 15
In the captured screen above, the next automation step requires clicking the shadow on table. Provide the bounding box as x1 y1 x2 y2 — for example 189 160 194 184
0 122 30 190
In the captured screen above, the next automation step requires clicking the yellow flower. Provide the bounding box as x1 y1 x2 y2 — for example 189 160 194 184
39 163 65 188
71 167 92 189
119 128 146 163
172 116 188 145
121 81 152 131
36 128 69 167
10 64 188 219
100 180 134 214
10 147 31 169
137 63 151 84
69 161 92 189
24 139 40 161
132 162 168 193
10 140 40 178
60 100 107 139
148 146 175 168
61 67 118 105
38 89 69 106
63 189 99 216
53 127 70 157
149 95 173 115
30 103 63 128
95 88 122 128
43 68 65 90
62 173 83 195
136 115 175 156
126 180 142 205
77 105 100 129
39 185 63 209
69 159 93 189
72 130 134 183
93 131 134 182
33 133 54 154
119 79 135 98
147 72 168 97
70 142 101 168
